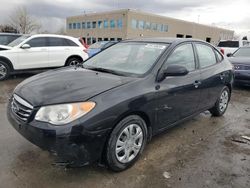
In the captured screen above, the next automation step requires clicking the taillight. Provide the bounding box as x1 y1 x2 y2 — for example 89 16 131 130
220 48 224 55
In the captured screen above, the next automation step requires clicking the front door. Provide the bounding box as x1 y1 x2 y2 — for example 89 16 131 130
156 43 201 130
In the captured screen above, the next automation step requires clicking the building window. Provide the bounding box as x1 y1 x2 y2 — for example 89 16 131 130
186 35 192 38
104 20 108 28
82 22 85 29
92 21 96 28
157 24 161 32
73 23 76 29
92 37 96 44
77 23 81 29
145 22 150 30
117 38 122 41
69 23 72 29
110 20 115 28
131 19 137 29
117 19 122 28
104 38 109 41
151 23 157 31
87 22 91 29
98 38 102 41
110 38 115 41
138 20 144 30
176 34 184 38
206 37 211 43
162 25 168 32
98 21 103 28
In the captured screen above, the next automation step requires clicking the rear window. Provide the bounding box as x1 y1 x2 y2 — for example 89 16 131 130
218 41 239 48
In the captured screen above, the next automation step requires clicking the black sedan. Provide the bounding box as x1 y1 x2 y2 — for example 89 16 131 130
227 47 250 85
7 38 234 171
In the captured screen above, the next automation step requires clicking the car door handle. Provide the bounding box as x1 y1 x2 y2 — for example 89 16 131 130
193 80 201 88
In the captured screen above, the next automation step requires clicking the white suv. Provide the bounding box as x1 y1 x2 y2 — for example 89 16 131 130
0 34 88 80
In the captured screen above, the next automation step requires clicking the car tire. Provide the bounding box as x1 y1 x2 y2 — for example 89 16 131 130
0 61 10 81
65 57 82 66
209 86 230 116
105 115 148 172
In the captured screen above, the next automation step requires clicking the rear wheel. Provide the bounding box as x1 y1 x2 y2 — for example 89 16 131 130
105 115 147 172
0 61 10 81
65 57 82 66
209 86 230 116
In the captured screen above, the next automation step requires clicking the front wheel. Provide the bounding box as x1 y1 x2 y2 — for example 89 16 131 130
209 86 230 116
0 61 10 81
105 115 148 172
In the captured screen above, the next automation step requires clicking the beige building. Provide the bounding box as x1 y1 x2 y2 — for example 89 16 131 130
66 9 234 45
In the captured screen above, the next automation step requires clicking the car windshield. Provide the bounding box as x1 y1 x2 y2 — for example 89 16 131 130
89 41 109 49
233 48 250 57
8 35 30 47
84 42 168 76
218 41 239 48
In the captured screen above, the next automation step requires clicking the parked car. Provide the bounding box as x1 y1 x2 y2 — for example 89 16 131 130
87 41 117 57
227 47 250 85
7 38 234 171
217 39 249 55
0 33 22 46
0 34 88 80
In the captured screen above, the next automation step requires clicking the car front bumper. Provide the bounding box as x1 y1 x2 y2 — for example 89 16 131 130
7 102 111 167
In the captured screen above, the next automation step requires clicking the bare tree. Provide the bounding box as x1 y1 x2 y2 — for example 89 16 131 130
9 7 41 34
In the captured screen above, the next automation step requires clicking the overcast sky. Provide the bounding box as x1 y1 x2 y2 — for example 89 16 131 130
0 0 249 35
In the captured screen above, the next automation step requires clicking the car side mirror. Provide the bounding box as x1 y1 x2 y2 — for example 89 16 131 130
227 53 233 57
21 44 31 49
157 65 189 82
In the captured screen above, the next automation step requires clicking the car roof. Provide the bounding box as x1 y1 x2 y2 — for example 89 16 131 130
124 37 204 44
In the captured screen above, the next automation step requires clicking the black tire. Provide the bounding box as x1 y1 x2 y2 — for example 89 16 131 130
65 57 82 66
0 61 10 81
106 115 148 172
209 86 230 116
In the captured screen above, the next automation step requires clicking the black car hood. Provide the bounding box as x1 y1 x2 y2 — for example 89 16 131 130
228 57 250 64
14 67 135 106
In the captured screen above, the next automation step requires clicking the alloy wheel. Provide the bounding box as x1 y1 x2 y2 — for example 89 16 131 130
115 124 143 163
0 64 7 79
219 90 229 112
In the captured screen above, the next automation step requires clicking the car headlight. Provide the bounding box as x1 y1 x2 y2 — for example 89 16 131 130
35 102 95 125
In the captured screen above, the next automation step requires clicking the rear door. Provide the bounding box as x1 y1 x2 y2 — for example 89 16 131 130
156 43 201 130
194 43 226 109
48 37 78 67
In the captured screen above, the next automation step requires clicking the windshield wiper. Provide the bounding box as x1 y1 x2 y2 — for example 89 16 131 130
84 66 124 76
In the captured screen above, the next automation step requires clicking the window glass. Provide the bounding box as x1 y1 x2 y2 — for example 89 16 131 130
69 23 72 29
162 25 168 32
215 50 223 61
84 42 168 75
92 21 96 28
145 22 151 30
233 48 250 57
98 21 103 28
151 23 157 30
104 20 108 28
27 37 47 47
82 22 85 29
131 19 137 29
157 24 161 32
87 22 91 29
196 43 217 68
110 20 115 28
138 21 144 30
48 37 64 46
218 41 239 48
77 23 81 29
165 44 196 71
73 23 76 29
117 19 122 28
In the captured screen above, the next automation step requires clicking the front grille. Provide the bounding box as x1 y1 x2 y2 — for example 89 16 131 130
11 94 33 122
234 64 250 70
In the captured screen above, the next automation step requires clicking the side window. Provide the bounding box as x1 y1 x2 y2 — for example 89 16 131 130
165 43 196 71
48 37 64 46
196 44 217 68
215 49 223 62
63 39 78 46
27 37 47 47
